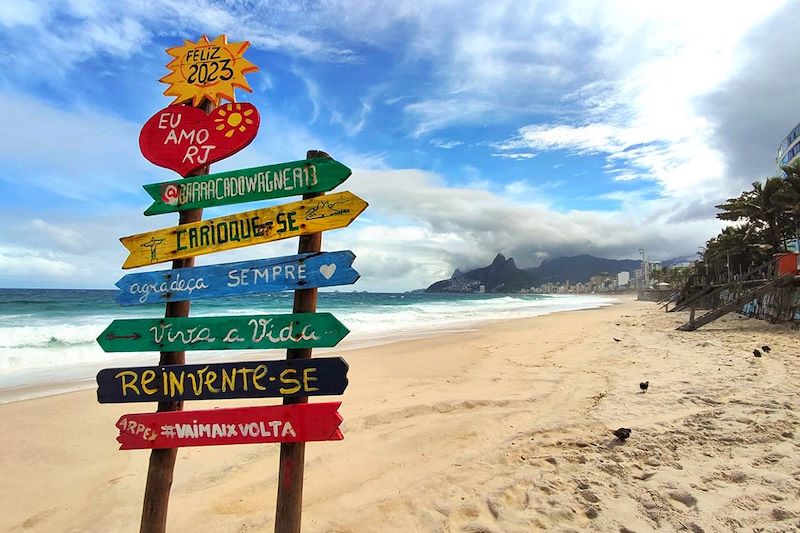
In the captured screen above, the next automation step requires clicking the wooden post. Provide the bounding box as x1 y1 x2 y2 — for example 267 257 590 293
274 150 329 533
139 100 214 533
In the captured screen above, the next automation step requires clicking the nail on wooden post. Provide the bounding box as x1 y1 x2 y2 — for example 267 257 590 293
138 99 214 533
274 149 330 533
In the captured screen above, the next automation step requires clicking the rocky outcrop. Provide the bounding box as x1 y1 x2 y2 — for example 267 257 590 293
426 253 539 293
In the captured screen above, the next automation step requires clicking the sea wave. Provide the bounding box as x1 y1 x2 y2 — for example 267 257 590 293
0 293 617 393
331 294 616 335
0 324 105 349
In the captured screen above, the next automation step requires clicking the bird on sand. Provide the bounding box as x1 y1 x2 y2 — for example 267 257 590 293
753 349 762 358
612 428 631 441
613 337 621 342
762 345 771 353
640 381 649 393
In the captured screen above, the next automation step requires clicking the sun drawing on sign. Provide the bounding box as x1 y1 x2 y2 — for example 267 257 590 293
215 104 256 138
160 35 259 106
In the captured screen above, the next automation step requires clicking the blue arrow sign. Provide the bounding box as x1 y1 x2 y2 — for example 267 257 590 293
115 251 359 306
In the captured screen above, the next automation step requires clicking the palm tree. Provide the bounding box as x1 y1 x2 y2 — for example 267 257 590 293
702 223 769 280
715 178 790 253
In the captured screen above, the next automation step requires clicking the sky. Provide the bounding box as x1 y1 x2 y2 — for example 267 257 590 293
0 0 798 292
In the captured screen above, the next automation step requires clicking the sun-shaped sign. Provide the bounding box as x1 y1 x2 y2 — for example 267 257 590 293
160 35 259 106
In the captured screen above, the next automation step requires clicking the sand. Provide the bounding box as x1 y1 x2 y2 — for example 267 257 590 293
2 297 799 532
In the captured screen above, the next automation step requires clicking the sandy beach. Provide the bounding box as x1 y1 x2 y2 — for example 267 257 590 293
2 296 799 532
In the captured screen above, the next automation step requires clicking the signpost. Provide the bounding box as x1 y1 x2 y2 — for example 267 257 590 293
97 313 349 352
143 157 352 215
116 403 343 450
98 33 364 533
120 191 368 269
115 251 359 305
96 357 349 403
139 103 260 176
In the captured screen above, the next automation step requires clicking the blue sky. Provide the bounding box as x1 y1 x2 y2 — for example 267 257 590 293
0 0 797 291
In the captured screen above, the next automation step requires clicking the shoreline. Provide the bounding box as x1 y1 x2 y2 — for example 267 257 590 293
0 294 620 404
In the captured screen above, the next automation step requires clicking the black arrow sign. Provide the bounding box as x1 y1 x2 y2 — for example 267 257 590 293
96 357 349 403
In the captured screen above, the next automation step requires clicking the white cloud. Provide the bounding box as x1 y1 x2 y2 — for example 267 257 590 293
330 98 371 136
430 139 464 149
0 0 359 80
0 166 720 291
0 0 43 27
488 1 788 200
490 152 537 160
0 247 76 279
0 92 149 201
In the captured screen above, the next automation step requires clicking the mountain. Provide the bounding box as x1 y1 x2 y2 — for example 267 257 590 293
426 253 539 293
525 255 640 284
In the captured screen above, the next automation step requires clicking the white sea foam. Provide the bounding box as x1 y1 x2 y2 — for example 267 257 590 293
333 294 616 338
0 294 617 397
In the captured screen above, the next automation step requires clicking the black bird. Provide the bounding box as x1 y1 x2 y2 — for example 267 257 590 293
762 345 771 353
753 349 762 358
612 428 631 441
613 337 622 342
640 381 649 393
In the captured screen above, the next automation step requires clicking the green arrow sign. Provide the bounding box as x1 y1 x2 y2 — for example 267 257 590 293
143 157 352 215
96 313 349 353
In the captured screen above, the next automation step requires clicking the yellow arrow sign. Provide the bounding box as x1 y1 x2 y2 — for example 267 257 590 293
120 191 368 269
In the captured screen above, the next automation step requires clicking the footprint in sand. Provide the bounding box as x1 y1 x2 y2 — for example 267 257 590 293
486 484 530 519
668 490 698 508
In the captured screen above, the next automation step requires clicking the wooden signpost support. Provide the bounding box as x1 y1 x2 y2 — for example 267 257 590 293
139 99 213 533
274 149 328 533
97 35 365 533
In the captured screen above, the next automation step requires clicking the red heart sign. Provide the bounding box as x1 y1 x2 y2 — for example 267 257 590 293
139 102 261 176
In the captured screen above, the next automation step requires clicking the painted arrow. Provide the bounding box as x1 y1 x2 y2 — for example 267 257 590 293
105 332 142 341
96 357 349 403
115 402 343 450
120 191 368 269
96 313 349 353
115 251 359 306
143 157 352 215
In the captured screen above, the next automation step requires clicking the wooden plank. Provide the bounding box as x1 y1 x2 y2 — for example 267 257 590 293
96 313 349 353
275 149 327 533
143 158 351 215
139 102 260 177
120 191 368 269
96 357 349 403
116 403 343 450
677 274 794 331
115 251 359 306
160 35 258 107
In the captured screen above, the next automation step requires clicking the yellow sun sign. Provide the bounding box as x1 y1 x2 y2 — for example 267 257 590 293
215 103 257 138
160 35 259 106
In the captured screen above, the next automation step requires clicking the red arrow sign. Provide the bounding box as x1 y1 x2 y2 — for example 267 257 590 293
115 402 343 450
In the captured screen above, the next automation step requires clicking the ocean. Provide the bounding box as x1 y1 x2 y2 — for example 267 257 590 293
0 288 616 398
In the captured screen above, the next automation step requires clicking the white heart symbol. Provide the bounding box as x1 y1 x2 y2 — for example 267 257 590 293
319 264 336 279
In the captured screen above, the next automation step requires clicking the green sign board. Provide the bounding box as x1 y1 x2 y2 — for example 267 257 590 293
143 157 352 215
97 312 349 353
